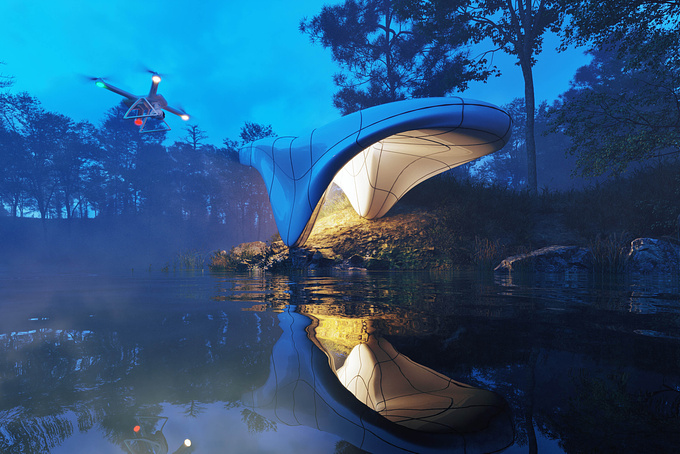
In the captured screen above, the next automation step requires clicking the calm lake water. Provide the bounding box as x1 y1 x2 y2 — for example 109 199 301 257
0 269 678 453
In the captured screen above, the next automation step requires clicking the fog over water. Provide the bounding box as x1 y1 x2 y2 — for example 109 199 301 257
0 215 272 273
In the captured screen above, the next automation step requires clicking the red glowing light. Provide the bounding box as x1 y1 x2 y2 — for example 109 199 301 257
133 425 141 433
134 118 143 126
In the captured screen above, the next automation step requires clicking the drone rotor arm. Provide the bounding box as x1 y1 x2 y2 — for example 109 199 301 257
95 80 137 100
149 75 161 96
164 105 190 121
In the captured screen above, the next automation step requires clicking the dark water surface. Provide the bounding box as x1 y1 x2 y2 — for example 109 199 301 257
1 270 679 453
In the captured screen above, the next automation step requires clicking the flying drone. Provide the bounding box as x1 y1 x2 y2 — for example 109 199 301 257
93 72 189 133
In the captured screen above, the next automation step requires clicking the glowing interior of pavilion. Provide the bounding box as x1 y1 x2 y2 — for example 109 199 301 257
239 97 512 247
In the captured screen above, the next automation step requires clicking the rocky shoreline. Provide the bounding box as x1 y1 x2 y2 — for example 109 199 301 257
210 236 680 275
209 201 680 275
493 238 680 274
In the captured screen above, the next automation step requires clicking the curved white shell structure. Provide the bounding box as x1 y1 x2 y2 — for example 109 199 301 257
240 97 512 247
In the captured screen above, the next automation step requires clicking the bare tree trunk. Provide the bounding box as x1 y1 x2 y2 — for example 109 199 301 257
521 59 538 194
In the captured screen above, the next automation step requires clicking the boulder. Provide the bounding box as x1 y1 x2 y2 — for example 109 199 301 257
347 254 365 267
263 251 289 271
494 245 592 273
627 238 680 274
231 241 267 257
365 257 390 270
309 248 338 269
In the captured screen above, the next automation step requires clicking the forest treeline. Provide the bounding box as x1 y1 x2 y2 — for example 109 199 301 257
0 93 276 238
1 0 679 258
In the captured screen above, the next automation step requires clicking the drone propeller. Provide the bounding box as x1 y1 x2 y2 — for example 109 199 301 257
80 74 113 83
140 65 166 78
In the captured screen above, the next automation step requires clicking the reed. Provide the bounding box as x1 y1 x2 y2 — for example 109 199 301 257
589 232 631 274
174 249 205 270
473 237 505 270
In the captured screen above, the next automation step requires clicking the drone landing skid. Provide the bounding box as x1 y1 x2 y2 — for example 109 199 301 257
139 117 172 133
123 97 171 133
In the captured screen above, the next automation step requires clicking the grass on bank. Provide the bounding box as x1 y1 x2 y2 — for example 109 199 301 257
210 159 680 272
396 158 680 271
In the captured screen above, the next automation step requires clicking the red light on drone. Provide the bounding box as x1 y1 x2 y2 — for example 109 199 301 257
134 118 143 126
133 425 141 433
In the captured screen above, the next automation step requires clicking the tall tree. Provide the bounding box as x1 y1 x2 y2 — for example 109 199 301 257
51 120 97 219
97 104 166 215
300 0 485 114
0 93 71 219
549 1 680 176
183 124 209 152
237 122 276 238
549 39 680 177
402 0 566 194
0 121 26 216
238 121 276 144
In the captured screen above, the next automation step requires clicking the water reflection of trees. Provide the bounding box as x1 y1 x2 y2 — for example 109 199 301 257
0 306 279 453
543 370 680 452
240 409 277 434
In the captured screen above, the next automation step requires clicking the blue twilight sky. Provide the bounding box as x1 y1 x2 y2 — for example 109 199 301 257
1 0 590 146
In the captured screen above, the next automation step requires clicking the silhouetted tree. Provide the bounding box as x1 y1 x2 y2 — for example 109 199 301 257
402 0 566 194
554 2 680 177
220 137 240 162
97 104 166 215
300 0 483 114
134 141 176 217
217 122 278 239
561 0 680 53
0 93 74 219
219 121 276 162
0 119 27 216
51 120 100 219
183 124 209 152
239 121 276 143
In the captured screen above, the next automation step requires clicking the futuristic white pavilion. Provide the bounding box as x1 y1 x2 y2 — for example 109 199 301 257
239 97 512 247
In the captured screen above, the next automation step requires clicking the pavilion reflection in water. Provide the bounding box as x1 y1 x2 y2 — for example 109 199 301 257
242 305 514 453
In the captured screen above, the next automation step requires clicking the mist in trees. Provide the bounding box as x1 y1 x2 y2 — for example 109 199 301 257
475 98 584 190
551 0 680 177
549 41 680 177
0 90 277 269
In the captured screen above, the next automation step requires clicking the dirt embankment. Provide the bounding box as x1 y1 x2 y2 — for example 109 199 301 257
210 203 523 271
